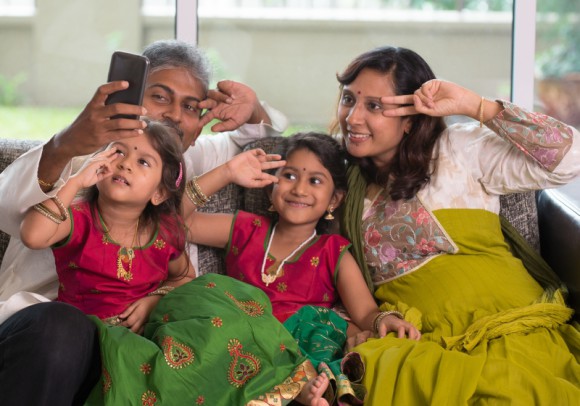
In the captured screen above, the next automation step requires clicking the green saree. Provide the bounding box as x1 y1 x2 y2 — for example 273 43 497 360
85 274 315 406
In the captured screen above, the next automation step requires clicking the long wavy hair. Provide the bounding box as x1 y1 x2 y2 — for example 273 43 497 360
333 46 447 200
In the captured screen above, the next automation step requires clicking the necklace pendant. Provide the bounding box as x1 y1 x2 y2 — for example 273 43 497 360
119 247 135 261
261 272 276 286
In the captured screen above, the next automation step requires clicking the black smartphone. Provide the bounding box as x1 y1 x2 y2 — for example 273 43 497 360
105 51 150 119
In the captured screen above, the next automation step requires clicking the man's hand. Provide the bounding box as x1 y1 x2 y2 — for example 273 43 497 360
39 81 148 185
198 80 271 132
59 81 148 157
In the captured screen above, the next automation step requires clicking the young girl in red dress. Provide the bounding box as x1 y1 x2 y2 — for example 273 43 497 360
184 132 421 404
20 119 195 334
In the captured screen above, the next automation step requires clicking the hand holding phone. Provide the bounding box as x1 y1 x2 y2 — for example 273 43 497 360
105 51 150 119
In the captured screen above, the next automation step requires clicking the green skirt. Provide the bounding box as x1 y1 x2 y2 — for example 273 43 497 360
284 305 367 404
357 209 580 405
86 274 314 406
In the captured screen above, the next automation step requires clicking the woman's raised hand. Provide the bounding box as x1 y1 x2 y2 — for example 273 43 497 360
381 79 480 119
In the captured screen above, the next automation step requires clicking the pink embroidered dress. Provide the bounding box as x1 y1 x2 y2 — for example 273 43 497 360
225 211 351 323
52 201 182 320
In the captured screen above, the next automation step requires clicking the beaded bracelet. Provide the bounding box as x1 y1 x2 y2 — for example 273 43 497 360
372 310 404 334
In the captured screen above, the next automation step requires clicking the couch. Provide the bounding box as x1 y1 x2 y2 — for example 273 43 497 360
0 137 578 318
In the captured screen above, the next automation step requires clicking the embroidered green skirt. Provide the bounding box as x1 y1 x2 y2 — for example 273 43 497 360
85 274 314 406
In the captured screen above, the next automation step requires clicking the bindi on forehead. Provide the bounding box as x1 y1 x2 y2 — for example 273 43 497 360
134 147 138 150
357 91 361 95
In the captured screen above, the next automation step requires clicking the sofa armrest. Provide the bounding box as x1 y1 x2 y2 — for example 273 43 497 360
537 179 580 315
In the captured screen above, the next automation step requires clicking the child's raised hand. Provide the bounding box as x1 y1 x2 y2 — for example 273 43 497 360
377 314 421 341
118 295 161 335
225 148 286 188
73 148 120 189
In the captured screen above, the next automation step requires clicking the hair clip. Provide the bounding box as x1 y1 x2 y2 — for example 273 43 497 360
176 162 183 188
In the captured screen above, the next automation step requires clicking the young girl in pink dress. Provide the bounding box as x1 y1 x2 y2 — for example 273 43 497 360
184 132 421 404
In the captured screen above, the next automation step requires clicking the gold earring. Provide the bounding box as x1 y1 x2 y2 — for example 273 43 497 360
267 204 276 213
324 206 334 220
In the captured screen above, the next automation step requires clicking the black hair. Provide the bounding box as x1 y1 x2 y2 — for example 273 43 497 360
334 46 447 200
273 132 347 234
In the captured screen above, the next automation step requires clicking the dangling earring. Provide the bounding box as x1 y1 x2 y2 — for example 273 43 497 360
268 204 276 213
324 206 334 220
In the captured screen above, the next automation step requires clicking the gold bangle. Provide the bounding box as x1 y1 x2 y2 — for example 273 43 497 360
185 177 210 207
32 196 69 224
33 203 64 224
38 177 55 189
191 176 209 203
372 310 404 334
185 181 203 207
479 96 485 128
51 196 69 221
147 286 175 296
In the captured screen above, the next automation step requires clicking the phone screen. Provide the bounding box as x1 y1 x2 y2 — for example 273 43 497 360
105 51 150 119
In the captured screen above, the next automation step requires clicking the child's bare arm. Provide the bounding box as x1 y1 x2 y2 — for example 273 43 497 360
181 148 284 218
184 211 235 249
336 252 421 340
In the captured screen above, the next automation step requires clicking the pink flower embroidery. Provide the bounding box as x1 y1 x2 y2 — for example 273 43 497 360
542 126 564 144
534 147 558 168
416 238 437 255
379 244 399 263
365 226 381 247
396 260 417 271
411 207 431 225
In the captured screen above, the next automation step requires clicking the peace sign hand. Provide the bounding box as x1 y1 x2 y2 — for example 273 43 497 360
380 79 480 119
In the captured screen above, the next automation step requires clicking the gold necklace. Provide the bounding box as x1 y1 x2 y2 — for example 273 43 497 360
102 216 140 282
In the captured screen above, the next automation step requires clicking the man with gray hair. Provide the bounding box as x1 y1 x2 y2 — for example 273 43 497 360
0 39 287 405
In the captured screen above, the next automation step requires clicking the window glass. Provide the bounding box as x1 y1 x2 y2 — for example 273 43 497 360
198 0 514 132
535 0 580 130
0 0 176 140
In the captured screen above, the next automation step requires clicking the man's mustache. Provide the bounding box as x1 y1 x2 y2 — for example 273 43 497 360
160 119 184 140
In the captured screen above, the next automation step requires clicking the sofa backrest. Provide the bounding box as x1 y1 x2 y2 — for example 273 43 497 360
0 137 540 276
